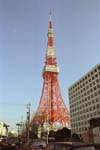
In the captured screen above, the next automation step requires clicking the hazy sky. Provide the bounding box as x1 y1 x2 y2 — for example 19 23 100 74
0 0 100 131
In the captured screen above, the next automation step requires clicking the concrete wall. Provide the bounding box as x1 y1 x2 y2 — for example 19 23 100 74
93 127 100 144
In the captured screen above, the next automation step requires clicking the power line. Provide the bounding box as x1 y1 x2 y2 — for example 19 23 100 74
0 102 27 106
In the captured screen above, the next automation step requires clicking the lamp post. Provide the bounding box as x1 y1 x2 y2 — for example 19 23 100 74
6 125 10 136
26 103 31 141
16 123 21 137
46 124 50 145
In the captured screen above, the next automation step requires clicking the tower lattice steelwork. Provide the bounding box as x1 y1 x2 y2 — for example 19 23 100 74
32 14 70 130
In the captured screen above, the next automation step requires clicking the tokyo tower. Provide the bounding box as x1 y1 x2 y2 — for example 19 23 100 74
32 14 70 130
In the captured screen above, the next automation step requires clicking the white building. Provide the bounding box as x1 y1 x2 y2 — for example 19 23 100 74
68 64 100 137
0 121 8 136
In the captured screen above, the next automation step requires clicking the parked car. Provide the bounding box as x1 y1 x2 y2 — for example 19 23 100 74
31 139 46 150
48 142 96 150
31 145 44 150
89 144 100 150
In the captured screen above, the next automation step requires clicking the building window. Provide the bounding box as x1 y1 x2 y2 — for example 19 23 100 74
93 106 96 109
96 79 99 83
93 81 95 85
86 81 88 84
96 98 98 102
91 94 93 98
95 92 97 96
94 112 97 115
97 84 100 88
87 91 89 94
84 115 86 119
90 89 93 92
87 114 89 118
95 74 98 77
89 107 92 111
85 103 88 106
96 104 99 108
98 66 100 70
89 83 92 87
88 102 91 105
89 79 91 82
86 108 88 112
84 92 86 96
94 69 97 72
85 127 87 131
91 72 93 75
98 90 100 95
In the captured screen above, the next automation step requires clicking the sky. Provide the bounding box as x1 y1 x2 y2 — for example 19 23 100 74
0 0 100 132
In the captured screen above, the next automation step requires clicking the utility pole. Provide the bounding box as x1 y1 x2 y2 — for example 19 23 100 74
26 103 31 141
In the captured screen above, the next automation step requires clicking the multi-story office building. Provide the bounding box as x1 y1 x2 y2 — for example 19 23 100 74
68 64 100 135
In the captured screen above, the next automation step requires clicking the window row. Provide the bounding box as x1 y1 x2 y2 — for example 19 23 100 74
69 65 100 91
72 126 89 133
71 104 100 117
70 99 99 109
71 120 88 128
69 79 100 96
70 92 99 104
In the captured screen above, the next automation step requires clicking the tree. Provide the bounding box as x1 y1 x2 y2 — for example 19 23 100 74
55 127 71 141
71 133 81 142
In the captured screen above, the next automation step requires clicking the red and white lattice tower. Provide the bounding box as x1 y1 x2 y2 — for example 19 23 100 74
32 14 70 130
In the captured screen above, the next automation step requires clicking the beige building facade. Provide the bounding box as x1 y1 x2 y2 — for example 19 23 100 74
0 121 8 136
68 64 100 137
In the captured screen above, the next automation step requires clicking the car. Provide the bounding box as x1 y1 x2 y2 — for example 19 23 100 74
88 144 100 150
48 142 96 150
7 137 19 148
31 145 44 150
31 139 46 150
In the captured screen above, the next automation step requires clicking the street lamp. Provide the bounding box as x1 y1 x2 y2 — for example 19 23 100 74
26 103 31 141
6 125 10 136
16 123 21 137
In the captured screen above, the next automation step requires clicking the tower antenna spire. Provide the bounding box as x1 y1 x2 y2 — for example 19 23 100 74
49 9 52 21
49 9 52 15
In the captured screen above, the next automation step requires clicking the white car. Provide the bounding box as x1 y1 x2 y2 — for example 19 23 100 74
48 142 96 150
31 139 46 150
